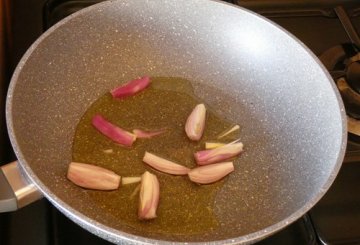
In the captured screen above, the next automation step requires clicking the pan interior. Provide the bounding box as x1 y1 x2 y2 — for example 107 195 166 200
7 0 345 243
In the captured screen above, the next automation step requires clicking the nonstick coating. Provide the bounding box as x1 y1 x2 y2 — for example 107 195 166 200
6 0 346 244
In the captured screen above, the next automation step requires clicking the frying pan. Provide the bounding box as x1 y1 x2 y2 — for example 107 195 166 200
0 0 347 244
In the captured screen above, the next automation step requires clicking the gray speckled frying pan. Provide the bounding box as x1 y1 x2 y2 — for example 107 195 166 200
0 0 347 244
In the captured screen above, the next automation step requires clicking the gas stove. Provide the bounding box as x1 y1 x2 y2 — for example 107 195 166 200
0 0 360 244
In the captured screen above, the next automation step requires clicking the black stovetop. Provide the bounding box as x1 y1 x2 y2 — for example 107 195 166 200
1 1 360 244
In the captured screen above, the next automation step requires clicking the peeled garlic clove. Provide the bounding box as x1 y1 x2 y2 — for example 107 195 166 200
67 162 120 190
194 142 244 165
188 162 234 184
185 104 206 141
138 171 160 220
143 152 190 175
92 114 136 147
111 76 151 99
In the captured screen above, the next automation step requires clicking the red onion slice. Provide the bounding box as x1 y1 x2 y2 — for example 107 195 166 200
138 171 160 220
194 142 243 165
92 114 136 147
188 162 234 184
185 104 206 141
143 152 190 175
111 76 151 99
67 162 121 190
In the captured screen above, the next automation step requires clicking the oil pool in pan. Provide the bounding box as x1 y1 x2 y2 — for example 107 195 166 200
72 77 239 235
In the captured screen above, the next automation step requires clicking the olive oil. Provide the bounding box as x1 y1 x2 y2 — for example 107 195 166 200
72 77 234 235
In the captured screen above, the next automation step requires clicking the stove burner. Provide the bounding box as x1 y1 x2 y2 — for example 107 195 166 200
337 77 360 120
319 44 354 79
319 6 360 140
319 44 360 139
346 55 360 94
348 116 360 142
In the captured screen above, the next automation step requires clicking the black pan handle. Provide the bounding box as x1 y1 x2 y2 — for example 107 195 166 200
0 161 42 212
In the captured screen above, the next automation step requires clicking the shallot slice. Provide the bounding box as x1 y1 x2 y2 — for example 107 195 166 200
188 162 234 184
122 177 141 185
67 162 120 190
185 104 206 141
205 138 241 149
143 152 190 175
92 114 136 147
138 171 160 220
217 125 240 139
194 142 244 165
133 128 166 139
205 142 226 149
111 76 151 98
103 149 113 154
130 184 141 199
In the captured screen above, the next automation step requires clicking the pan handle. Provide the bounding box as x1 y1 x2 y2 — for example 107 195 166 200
0 161 42 212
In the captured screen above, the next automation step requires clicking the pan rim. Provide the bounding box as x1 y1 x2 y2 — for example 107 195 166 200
6 0 348 244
